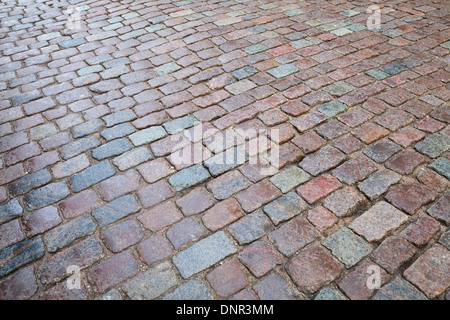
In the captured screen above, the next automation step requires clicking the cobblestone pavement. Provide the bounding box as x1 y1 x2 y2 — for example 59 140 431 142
0 0 449 300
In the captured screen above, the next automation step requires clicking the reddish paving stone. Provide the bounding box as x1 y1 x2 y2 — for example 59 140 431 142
352 122 389 144
87 250 140 293
300 146 346 176
390 127 426 148
230 289 259 300
404 244 450 299
175 187 215 216
338 260 389 300
206 170 250 200
374 109 415 131
323 187 368 217
337 108 374 128
22 206 61 237
138 201 183 232
202 198 244 231
235 180 281 212
297 174 342 204
59 189 101 219
239 240 283 278
371 236 417 274
307 206 338 233
100 219 145 253
400 214 441 247
0 219 24 251
40 282 89 300
137 234 173 266
166 218 208 250
385 150 426 175
428 194 450 224
206 259 249 297
253 272 302 300
417 169 450 193
136 180 175 208
268 216 318 257
291 112 327 132
97 169 140 201
292 131 326 154
0 266 37 300
286 245 344 293
385 182 437 214
137 158 175 183
332 155 378 185
333 134 364 154
415 117 446 133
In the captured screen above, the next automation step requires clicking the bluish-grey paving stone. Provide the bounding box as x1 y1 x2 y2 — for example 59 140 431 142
91 138 132 160
163 115 197 134
323 81 355 97
23 181 70 211
123 262 178 299
91 195 140 227
232 66 258 80
204 147 247 176
12 90 42 106
173 231 237 279
364 69 389 80
0 237 44 278
163 279 213 300
267 64 299 78
44 215 96 252
168 164 211 191
314 288 348 300
113 146 152 171
363 140 402 163
69 160 116 192
428 157 450 179
129 126 167 146
269 166 311 193
8 169 52 196
415 134 449 158
263 192 307 225
0 198 23 224
59 37 86 49
103 109 136 127
358 170 401 200
372 277 428 300
380 62 407 75
318 101 348 117
322 227 372 268
99 289 123 300
59 137 101 160
71 119 105 138
228 209 273 244
100 123 136 140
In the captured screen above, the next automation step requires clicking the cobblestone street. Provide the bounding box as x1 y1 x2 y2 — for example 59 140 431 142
0 0 449 300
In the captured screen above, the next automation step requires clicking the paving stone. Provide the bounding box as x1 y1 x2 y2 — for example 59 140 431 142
207 170 250 200
164 279 213 300
235 180 281 212
0 238 45 278
286 245 344 293
400 214 441 247
323 81 355 97
8 169 52 196
297 173 342 204
404 244 450 299
338 259 388 300
371 236 417 274
318 101 348 117
0 220 24 251
22 206 62 237
363 140 402 163
91 138 132 160
173 231 237 279
59 189 100 219
228 209 273 244
429 157 450 180
97 169 140 201
38 237 104 285
69 161 116 192
0 199 23 225
358 170 401 200
168 164 211 191
314 288 347 300
385 182 437 215
263 192 307 225
138 200 182 232
137 180 174 208
175 187 215 216
23 181 70 211
428 193 450 224
92 195 141 227
163 115 197 134
349 201 409 242
267 64 299 78
100 219 144 253
372 276 428 300
269 216 317 256
87 250 139 293
166 218 208 250
269 166 311 193
0 266 37 300
202 198 244 232
323 227 372 268
206 258 248 297
113 147 152 171
385 150 426 175
99 289 123 300
332 155 378 185
129 126 167 146
300 146 346 176
52 154 90 179
415 133 450 158
239 239 282 278
137 234 173 266
253 272 302 300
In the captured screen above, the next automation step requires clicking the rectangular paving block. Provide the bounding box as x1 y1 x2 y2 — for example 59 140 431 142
92 194 141 227
168 164 211 191
0 198 23 224
69 160 116 192
173 231 237 278
23 181 70 211
0 237 44 278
